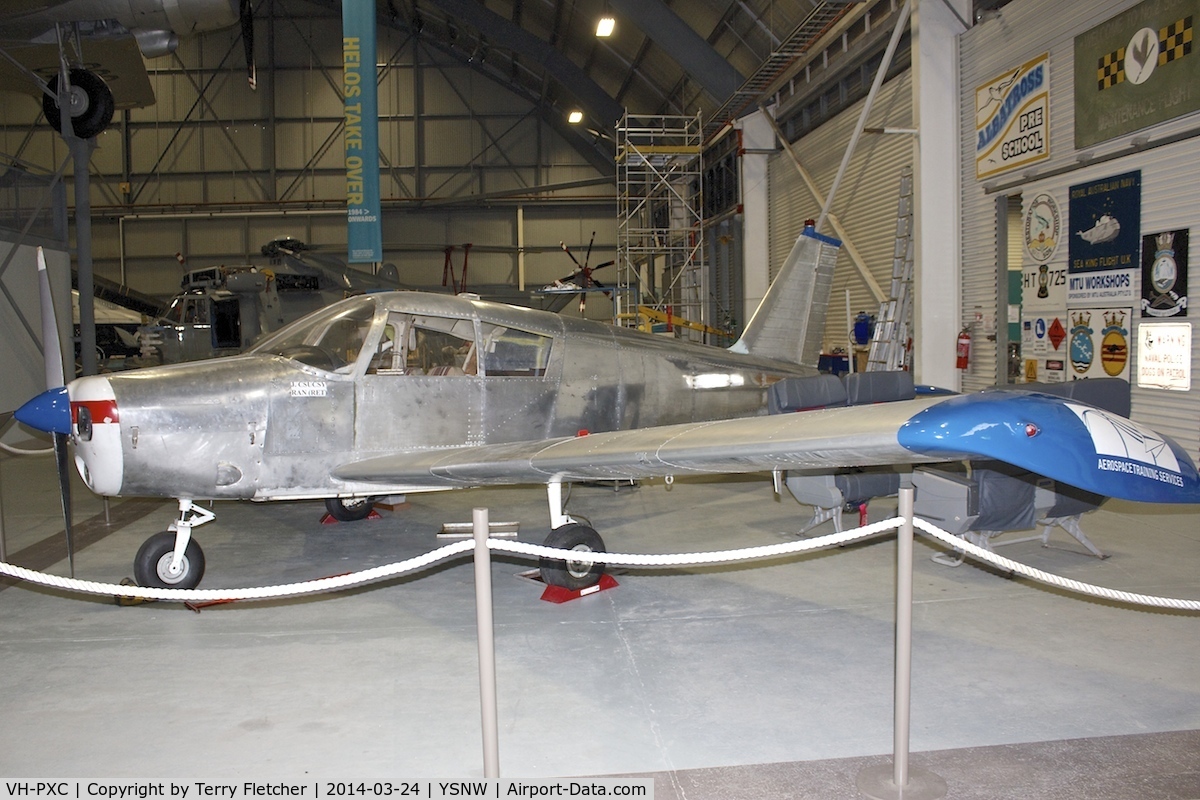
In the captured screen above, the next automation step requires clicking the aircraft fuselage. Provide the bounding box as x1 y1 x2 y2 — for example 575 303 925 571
70 291 811 502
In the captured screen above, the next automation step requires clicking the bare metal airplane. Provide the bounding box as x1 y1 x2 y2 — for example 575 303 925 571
15 229 1200 591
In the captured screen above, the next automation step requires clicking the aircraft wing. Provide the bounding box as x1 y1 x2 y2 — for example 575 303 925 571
0 38 155 108
332 391 1200 504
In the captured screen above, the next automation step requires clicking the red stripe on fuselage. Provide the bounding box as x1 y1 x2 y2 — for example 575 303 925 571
71 399 119 424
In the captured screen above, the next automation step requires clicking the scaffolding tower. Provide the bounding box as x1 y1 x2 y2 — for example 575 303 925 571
615 112 707 340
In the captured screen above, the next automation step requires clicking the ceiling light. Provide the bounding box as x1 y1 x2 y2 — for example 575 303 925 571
568 110 584 124
596 15 615 37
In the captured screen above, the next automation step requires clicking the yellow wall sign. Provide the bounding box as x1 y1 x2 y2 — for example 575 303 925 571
975 53 1051 180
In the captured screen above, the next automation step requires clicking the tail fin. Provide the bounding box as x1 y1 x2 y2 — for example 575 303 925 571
729 225 841 366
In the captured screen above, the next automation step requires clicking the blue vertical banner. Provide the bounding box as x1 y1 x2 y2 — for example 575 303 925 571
342 0 382 263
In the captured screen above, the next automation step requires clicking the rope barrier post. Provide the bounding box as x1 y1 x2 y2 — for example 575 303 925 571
473 507 501 779
856 479 946 800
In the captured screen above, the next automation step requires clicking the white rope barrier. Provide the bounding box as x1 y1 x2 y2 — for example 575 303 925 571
0 540 475 602
0 521 897 603
0 441 54 456
0 514 1197 611
488 516 903 565
914 518 1200 611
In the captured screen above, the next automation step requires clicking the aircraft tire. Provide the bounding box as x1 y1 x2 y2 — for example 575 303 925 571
539 523 606 590
325 497 376 522
133 531 206 590
42 68 115 140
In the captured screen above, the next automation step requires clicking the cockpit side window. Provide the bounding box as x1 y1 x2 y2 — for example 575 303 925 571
185 299 209 324
165 294 207 324
479 324 553 377
367 314 477 376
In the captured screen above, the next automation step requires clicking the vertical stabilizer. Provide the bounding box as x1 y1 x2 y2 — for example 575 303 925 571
729 225 841 366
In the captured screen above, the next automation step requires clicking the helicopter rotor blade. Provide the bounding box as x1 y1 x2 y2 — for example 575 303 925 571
559 240 584 270
583 231 595 270
240 0 257 90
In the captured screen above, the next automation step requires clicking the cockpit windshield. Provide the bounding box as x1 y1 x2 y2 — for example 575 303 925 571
249 295 377 372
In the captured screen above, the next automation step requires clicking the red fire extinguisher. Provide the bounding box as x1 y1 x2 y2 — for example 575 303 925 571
956 328 972 370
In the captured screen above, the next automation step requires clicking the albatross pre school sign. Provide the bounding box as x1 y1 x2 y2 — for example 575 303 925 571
975 54 1050 180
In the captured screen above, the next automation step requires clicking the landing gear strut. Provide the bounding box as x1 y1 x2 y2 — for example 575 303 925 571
133 499 212 589
540 480 607 590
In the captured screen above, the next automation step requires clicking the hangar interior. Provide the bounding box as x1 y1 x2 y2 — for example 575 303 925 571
2 0 1200 794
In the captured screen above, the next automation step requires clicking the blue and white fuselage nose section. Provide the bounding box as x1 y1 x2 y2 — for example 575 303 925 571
898 391 1200 504
14 386 71 434
14 377 124 497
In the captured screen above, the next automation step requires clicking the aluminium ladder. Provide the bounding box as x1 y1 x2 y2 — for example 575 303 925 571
866 167 914 372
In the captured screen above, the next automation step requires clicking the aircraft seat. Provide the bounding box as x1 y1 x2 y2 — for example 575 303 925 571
769 370 915 414
775 370 913 533
914 462 1107 566
843 370 915 404
786 468 902 534
768 374 847 414
988 376 1131 417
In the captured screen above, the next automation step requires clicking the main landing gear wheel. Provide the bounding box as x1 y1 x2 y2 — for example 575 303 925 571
43 68 115 139
325 497 376 522
539 523 606 590
133 531 206 590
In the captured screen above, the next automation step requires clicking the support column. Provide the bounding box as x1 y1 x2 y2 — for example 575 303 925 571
911 0 970 389
739 108 772 331
71 135 98 377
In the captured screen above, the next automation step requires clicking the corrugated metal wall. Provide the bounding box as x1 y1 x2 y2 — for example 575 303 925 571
768 71 914 354
960 0 1200 458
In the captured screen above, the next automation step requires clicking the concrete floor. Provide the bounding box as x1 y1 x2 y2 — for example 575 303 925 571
2 438 1200 796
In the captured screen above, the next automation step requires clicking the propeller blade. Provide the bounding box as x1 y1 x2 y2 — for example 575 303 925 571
240 0 257 90
36 247 65 390
54 432 75 577
31 247 75 576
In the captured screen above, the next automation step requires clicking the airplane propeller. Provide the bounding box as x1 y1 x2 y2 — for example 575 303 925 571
13 248 76 577
240 0 257 90
558 232 614 315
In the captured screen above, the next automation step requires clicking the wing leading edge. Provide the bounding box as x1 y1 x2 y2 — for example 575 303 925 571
332 391 1200 504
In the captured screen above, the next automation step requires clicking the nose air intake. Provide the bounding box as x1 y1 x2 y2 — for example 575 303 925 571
15 386 72 434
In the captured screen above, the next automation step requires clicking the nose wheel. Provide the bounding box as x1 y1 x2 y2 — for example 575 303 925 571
132 499 212 590
134 531 206 589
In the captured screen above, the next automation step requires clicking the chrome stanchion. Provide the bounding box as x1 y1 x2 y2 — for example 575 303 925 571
473 507 501 778
857 480 946 799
